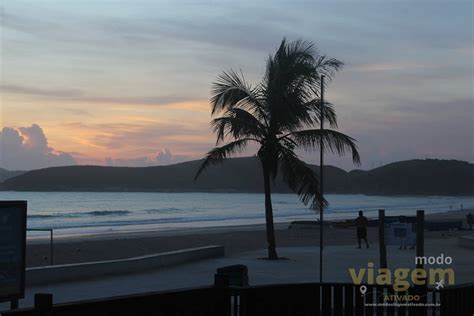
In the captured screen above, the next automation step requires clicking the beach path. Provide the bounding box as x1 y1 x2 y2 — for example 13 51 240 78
2 235 473 310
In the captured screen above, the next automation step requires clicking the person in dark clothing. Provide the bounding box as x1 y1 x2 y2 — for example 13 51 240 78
355 210 369 249
467 212 473 231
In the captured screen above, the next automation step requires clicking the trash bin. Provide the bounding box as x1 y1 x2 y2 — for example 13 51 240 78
214 264 249 287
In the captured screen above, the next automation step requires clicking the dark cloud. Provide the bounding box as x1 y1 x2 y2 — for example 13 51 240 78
0 8 59 35
0 84 84 98
0 84 192 106
387 98 474 114
0 124 77 170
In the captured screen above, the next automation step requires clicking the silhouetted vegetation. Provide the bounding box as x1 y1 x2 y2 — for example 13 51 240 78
194 39 360 259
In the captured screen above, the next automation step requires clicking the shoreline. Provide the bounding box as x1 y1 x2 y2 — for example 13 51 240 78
25 208 473 267
3 189 474 198
27 222 284 244
27 208 473 244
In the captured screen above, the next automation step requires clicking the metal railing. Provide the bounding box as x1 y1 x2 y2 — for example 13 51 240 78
2 282 473 315
26 229 54 266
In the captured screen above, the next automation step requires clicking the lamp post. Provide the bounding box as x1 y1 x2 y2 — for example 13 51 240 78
319 75 325 283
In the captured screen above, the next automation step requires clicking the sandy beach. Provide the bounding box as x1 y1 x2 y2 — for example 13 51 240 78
25 209 473 267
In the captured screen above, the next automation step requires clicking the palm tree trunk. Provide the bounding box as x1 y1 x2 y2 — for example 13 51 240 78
262 164 278 260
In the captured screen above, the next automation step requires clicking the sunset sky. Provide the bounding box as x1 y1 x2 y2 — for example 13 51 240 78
1 0 473 170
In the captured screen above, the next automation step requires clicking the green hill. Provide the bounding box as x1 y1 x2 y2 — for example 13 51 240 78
1 158 473 195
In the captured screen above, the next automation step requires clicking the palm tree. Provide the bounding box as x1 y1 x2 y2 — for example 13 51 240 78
195 39 360 259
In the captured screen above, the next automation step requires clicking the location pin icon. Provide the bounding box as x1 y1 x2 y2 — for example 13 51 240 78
360 285 367 296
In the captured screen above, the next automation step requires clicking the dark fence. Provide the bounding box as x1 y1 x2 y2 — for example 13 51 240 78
2 287 231 316
2 282 473 316
237 283 439 316
440 282 474 316
236 283 447 316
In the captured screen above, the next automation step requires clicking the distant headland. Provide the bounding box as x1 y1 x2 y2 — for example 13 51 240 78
1 158 473 196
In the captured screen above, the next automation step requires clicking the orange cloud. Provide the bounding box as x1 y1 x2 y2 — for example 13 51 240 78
160 100 210 113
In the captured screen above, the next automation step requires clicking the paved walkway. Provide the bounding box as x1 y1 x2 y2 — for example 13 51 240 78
1 237 472 310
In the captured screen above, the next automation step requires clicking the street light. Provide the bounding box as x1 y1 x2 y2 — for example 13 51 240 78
319 74 325 283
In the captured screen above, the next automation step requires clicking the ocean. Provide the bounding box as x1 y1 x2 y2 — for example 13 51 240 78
0 191 473 236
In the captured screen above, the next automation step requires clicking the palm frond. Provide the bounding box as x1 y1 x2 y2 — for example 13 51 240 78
194 138 253 180
265 40 319 97
263 39 342 136
311 56 344 97
278 147 327 210
285 129 361 165
307 100 338 128
212 108 266 145
276 99 338 134
211 70 266 116
314 55 344 80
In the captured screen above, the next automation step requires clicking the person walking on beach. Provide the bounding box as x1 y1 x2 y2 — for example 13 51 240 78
355 210 369 249
467 212 473 231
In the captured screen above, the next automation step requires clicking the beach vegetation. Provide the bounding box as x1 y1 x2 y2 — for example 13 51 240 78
195 38 360 259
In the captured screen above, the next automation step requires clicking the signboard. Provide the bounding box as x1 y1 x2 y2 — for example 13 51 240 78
0 201 27 303
384 216 416 246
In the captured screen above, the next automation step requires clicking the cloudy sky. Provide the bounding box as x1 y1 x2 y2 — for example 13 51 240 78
1 0 473 171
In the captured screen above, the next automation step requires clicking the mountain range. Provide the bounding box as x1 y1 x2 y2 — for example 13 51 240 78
1 158 473 196
0 168 26 183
